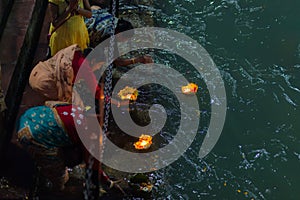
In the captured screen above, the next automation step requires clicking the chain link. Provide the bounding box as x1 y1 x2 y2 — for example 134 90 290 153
84 154 95 199
84 0 117 199
103 0 117 136
102 0 117 166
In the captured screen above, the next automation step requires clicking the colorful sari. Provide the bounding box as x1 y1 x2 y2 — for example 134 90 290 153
49 0 90 56
29 44 102 108
17 103 114 191
84 9 118 47
17 104 84 190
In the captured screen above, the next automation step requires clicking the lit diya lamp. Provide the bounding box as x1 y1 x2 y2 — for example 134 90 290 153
134 134 152 150
129 173 154 193
181 83 198 94
118 86 138 101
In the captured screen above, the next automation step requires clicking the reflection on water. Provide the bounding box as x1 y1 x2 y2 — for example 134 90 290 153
140 0 300 199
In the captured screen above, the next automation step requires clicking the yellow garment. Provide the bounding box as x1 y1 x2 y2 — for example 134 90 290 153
49 0 89 56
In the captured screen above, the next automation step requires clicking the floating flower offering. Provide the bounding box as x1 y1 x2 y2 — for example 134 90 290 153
140 182 154 192
181 83 198 94
134 134 152 150
118 86 138 101
129 173 154 193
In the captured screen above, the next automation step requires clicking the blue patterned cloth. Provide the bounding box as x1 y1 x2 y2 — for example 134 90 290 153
17 106 72 149
16 106 72 190
84 9 118 47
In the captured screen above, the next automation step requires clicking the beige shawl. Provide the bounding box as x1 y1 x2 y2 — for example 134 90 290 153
29 44 83 107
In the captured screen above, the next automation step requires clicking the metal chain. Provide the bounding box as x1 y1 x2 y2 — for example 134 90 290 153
103 0 117 136
84 153 95 200
84 0 117 199
101 0 117 164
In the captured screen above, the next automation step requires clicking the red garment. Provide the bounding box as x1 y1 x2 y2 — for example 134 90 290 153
55 104 83 145
54 104 110 182
72 51 101 99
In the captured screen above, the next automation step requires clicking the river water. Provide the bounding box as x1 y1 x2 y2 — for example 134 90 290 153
138 0 300 199
1 0 299 199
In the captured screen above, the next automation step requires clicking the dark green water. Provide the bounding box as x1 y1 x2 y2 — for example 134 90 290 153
144 0 300 199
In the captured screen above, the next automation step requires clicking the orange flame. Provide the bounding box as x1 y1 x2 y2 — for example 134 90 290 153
134 134 152 150
181 83 198 94
118 86 138 101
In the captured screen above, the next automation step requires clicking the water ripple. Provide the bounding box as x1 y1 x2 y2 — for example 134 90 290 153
148 0 299 199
